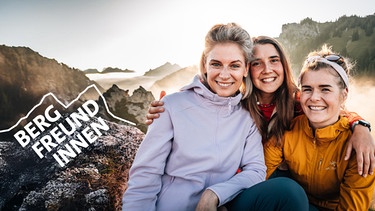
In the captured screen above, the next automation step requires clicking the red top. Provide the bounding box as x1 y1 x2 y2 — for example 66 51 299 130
258 104 276 122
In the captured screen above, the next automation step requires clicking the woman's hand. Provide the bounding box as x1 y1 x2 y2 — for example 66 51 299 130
195 189 219 211
345 125 375 177
145 91 166 125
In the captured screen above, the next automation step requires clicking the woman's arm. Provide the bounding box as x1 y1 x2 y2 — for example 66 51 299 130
207 124 266 207
341 110 375 177
263 138 284 179
123 99 173 210
338 154 375 210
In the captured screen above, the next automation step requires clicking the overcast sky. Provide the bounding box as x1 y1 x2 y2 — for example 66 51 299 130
0 0 373 73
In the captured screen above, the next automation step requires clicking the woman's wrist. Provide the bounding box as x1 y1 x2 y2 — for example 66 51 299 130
352 120 371 132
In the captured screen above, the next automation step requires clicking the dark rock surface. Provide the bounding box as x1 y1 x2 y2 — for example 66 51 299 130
0 117 144 210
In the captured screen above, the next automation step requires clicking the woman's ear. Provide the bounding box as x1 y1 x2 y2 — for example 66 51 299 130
243 63 250 77
342 87 349 101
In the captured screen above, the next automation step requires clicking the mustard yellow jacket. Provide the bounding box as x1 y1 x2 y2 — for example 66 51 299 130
264 115 375 211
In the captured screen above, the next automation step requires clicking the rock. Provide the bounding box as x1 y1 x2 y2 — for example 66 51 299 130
99 84 155 133
0 117 144 210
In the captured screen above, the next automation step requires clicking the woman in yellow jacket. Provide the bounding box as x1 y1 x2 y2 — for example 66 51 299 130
264 44 375 211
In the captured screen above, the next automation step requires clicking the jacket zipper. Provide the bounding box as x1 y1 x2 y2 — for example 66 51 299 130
311 137 319 194
312 135 322 195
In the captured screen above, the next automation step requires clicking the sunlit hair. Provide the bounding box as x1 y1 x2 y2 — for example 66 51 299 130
299 44 352 91
199 23 253 99
243 36 298 145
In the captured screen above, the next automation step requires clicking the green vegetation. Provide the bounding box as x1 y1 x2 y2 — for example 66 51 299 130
279 14 375 77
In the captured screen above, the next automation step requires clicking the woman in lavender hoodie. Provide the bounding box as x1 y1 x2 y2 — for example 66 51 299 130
122 23 266 210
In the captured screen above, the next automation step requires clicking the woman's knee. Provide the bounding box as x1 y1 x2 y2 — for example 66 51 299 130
269 177 309 210
228 178 308 211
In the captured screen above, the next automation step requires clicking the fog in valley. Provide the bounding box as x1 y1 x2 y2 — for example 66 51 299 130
346 77 375 138
88 72 375 138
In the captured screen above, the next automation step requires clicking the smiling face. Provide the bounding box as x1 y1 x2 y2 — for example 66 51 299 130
204 42 249 97
250 43 284 102
300 67 348 129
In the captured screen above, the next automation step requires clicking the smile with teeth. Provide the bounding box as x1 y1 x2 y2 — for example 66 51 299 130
309 106 326 111
261 77 276 83
217 81 233 87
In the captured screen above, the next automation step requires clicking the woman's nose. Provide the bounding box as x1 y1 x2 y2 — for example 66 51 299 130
262 63 273 73
219 67 230 79
310 90 321 101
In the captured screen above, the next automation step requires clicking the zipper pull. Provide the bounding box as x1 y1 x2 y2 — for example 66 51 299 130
318 158 322 170
313 138 316 149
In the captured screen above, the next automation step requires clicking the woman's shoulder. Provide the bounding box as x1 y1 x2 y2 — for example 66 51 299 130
289 115 308 133
163 90 194 102
162 90 199 111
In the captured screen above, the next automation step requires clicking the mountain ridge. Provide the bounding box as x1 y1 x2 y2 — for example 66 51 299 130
277 14 375 76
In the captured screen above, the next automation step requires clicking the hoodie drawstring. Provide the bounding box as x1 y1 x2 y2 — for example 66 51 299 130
228 97 232 115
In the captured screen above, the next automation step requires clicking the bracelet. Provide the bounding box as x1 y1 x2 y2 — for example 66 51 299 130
352 120 371 132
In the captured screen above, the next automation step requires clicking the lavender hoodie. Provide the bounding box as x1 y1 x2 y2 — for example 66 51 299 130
122 75 266 211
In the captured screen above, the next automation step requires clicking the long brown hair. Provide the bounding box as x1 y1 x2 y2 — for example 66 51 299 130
243 36 298 145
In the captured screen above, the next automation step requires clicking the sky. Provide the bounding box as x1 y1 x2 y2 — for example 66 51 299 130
0 0 374 74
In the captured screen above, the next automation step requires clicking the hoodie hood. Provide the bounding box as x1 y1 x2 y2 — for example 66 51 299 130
181 75 243 107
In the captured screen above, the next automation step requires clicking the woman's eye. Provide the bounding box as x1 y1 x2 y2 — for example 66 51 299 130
251 62 260 67
271 58 280 63
210 62 221 67
302 88 312 92
231 64 241 69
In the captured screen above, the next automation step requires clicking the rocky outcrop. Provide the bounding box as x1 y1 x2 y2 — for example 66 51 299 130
99 84 155 133
278 18 321 52
0 45 167 209
0 115 144 210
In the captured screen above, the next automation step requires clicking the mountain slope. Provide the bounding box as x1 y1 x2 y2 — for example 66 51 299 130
0 45 102 130
277 14 375 76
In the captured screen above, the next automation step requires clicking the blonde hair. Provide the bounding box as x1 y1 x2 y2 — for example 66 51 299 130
199 23 253 99
299 44 353 90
